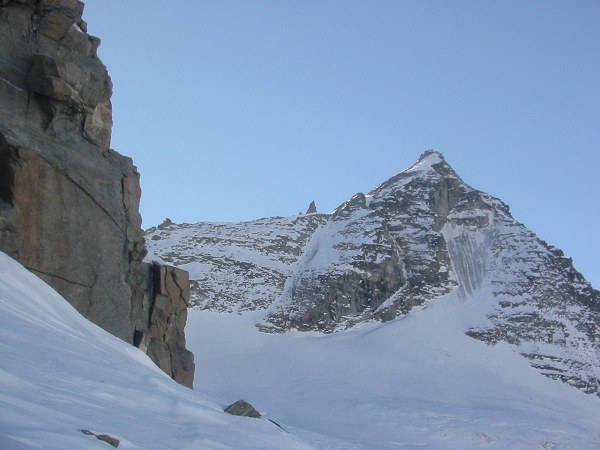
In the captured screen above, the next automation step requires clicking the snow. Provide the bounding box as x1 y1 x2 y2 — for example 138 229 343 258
146 150 600 405
0 252 310 449
441 220 494 297
3 238 600 448
187 289 600 449
404 150 444 174
145 215 327 311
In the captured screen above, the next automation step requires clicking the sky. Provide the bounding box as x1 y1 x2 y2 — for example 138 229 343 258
83 1 599 289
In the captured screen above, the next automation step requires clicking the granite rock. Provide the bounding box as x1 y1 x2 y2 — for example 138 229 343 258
0 0 194 387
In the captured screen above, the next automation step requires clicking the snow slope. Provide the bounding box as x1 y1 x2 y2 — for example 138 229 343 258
187 295 600 449
0 252 309 450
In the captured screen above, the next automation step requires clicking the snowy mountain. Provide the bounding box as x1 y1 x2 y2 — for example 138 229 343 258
0 252 309 449
147 151 600 398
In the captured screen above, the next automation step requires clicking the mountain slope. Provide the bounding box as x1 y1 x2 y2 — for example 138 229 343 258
146 151 600 396
187 306 600 449
146 214 327 311
0 252 309 449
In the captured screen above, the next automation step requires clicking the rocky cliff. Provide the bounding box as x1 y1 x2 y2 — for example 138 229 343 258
147 151 600 396
0 0 193 387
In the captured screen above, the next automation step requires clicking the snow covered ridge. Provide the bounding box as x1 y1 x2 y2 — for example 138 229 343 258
146 150 600 396
0 251 309 449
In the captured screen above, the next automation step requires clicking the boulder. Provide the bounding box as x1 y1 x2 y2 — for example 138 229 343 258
81 430 120 448
224 400 262 419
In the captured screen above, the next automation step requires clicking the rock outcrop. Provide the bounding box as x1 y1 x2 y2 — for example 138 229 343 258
0 0 193 387
305 200 317 214
142 263 194 388
81 430 120 448
224 400 262 419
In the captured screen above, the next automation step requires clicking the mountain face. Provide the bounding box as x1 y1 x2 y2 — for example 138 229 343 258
146 150 600 396
146 214 328 312
0 0 193 387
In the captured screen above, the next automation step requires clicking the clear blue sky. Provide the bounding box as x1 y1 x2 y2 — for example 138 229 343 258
84 1 599 289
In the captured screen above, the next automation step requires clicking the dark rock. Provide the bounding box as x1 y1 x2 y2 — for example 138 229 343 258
96 434 120 448
144 263 195 388
0 0 194 387
305 200 317 214
224 400 262 418
81 429 120 448
268 418 288 432
146 214 329 311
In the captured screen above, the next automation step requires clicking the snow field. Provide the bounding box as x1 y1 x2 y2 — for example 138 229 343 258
0 252 310 449
187 290 600 449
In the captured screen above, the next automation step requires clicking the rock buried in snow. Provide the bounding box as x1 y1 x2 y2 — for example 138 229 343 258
81 429 120 448
224 400 262 418
96 434 120 448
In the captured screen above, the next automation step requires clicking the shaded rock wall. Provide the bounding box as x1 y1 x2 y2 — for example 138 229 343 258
0 0 194 387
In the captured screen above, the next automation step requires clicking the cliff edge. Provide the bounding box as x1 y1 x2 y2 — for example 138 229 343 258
0 0 194 387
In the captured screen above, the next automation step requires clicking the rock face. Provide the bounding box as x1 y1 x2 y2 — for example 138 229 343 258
224 400 262 419
305 200 317 214
265 151 464 331
0 0 193 387
147 151 600 396
81 430 120 448
146 214 328 311
143 263 195 388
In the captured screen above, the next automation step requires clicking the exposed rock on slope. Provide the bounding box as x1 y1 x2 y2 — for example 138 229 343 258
263 152 456 331
146 151 600 396
146 214 328 311
0 0 193 387
305 200 317 214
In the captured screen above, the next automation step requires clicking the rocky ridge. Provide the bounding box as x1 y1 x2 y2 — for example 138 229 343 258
146 151 600 396
0 0 193 387
147 214 328 311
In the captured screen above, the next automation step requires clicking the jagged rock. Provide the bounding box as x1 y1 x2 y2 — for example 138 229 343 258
96 434 120 448
264 152 460 331
224 400 262 418
305 200 317 214
0 0 193 387
144 263 195 388
81 430 120 448
146 213 329 311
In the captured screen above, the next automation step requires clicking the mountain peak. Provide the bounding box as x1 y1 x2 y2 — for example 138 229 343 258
405 149 447 174
146 149 600 397
420 149 445 162
368 150 461 200
305 200 317 214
